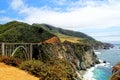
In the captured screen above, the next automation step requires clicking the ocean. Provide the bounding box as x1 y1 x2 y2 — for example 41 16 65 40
83 44 120 80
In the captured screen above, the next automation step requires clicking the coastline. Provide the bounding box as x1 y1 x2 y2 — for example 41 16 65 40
82 62 107 80
82 50 102 80
82 48 110 80
82 47 120 80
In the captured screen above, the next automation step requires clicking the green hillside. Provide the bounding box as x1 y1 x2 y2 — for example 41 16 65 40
0 21 105 49
32 24 94 40
0 21 55 43
32 24 103 47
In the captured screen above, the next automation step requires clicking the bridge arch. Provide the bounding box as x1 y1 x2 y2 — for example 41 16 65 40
0 43 37 60
11 46 28 60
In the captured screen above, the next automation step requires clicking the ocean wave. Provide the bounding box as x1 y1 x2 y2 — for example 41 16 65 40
98 59 110 66
94 51 101 55
83 67 96 80
83 60 111 80
99 59 103 63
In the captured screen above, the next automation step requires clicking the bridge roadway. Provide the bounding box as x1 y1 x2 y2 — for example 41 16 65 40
0 43 40 60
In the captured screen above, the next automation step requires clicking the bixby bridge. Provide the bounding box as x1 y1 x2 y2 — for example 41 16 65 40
0 43 40 60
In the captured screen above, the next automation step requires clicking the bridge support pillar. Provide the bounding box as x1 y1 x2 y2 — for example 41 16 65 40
2 43 5 56
30 44 33 60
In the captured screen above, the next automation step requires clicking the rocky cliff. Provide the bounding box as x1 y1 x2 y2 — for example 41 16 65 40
111 62 120 80
33 41 99 79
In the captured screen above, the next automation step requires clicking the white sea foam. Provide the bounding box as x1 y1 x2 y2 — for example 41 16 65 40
105 63 110 68
83 67 96 80
94 51 101 55
83 50 112 80
95 61 110 68
83 60 110 80
99 59 103 63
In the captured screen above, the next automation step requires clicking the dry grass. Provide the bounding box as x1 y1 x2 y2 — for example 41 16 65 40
57 33 82 43
0 63 39 80
60 37 80 43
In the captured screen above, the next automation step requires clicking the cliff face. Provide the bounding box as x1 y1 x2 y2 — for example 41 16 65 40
33 41 99 79
111 62 120 80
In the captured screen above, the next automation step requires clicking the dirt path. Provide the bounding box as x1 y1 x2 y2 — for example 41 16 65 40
0 63 39 80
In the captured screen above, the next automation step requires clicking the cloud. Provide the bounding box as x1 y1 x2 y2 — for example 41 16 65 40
11 0 24 10
90 31 120 37
10 0 120 42
87 30 120 42
0 17 11 23
0 16 23 24
96 36 120 42
10 0 120 30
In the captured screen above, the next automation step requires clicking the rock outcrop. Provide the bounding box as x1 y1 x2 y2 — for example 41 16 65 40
111 62 120 80
33 41 99 79
43 36 60 43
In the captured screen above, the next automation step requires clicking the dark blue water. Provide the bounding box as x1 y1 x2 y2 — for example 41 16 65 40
93 44 120 80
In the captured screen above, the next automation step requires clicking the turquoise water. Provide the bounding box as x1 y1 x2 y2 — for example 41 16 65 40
93 44 120 80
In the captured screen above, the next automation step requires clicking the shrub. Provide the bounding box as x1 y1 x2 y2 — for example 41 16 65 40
19 60 45 77
19 59 76 80
0 56 21 67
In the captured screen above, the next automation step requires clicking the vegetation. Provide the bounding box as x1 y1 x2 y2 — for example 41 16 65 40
12 48 26 60
19 59 76 80
0 56 21 67
32 23 105 48
0 21 55 43
0 55 76 80
57 33 82 43
0 21 106 49
32 24 94 40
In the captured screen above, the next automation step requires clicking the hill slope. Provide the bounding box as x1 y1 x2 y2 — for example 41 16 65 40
0 21 112 49
0 21 55 43
32 24 105 48
0 63 39 80
32 24 94 40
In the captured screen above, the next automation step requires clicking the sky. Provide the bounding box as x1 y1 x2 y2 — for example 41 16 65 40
0 0 120 43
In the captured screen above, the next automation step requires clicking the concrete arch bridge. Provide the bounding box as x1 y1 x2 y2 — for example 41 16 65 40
0 43 39 60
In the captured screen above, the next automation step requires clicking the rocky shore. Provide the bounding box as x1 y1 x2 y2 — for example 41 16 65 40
111 62 120 80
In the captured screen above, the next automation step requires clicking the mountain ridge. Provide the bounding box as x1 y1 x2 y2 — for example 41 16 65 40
32 23 112 49
32 23 95 40
0 21 113 49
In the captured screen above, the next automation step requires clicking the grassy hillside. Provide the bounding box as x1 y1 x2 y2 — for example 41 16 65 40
32 24 103 47
0 21 55 43
0 21 105 49
32 24 94 40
